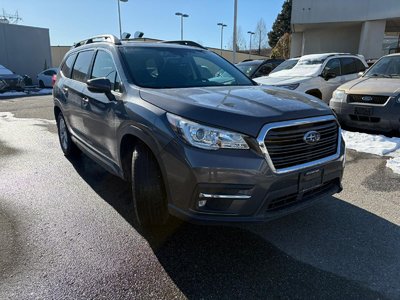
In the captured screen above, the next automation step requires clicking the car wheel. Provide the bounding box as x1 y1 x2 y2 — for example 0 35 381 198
57 113 80 157
131 143 168 227
39 80 45 88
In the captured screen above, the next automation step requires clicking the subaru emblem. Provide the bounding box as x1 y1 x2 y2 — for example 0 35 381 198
361 96 373 102
304 131 321 145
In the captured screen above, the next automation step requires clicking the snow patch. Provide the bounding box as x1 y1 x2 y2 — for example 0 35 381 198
342 130 400 175
0 88 52 98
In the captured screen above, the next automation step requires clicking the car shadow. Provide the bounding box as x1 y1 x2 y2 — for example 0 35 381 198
68 154 394 299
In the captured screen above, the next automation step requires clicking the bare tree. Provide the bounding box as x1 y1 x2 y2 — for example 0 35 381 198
254 18 267 54
228 26 247 51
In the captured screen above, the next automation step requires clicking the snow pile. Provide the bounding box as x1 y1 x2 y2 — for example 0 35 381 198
0 88 52 98
342 130 400 175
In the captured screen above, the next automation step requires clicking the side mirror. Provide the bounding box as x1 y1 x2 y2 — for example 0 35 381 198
87 78 112 93
323 72 337 81
357 71 364 77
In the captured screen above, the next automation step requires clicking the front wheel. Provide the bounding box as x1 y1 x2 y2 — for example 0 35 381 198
131 143 168 227
57 113 80 157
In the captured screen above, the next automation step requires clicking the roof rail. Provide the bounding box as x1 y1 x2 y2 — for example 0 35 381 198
73 34 121 48
161 40 207 49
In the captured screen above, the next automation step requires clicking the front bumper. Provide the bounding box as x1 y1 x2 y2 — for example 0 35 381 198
159 138 345 223
330 98 400 132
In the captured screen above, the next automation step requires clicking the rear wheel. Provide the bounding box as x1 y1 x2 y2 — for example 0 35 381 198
131 143 168 227
57 113 80 157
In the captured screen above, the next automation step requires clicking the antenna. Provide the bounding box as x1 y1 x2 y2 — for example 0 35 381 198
0 9 22 24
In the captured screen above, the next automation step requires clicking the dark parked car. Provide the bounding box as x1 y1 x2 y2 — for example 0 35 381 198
235 59 285 79
54 34 345 226
0 64 25 93
330 53 400 133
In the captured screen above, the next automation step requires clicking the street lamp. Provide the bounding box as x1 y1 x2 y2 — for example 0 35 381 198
217 23 227 55
232 0 238 63
175 12 189 40
117 0 128 40
247 31 255 59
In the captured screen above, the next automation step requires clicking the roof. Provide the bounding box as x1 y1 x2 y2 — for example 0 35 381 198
299 53 353 60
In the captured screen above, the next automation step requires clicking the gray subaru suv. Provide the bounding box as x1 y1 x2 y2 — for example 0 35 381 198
53 35 345 226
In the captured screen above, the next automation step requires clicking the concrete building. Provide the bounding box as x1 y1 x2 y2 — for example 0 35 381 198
0 23 52 84
291 0 400 59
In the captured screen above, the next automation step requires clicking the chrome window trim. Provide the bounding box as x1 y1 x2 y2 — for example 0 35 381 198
257 115 341 174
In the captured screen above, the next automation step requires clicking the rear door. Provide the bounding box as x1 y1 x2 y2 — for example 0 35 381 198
67 50 95 141
80 49 122 161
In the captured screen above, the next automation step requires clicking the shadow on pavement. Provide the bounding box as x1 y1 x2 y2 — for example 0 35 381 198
68 154 393 299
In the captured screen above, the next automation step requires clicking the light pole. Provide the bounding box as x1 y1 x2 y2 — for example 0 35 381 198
117 0 128 39
247 31 255 59
232 0 238 63
175 12 189 40
217 23 227 55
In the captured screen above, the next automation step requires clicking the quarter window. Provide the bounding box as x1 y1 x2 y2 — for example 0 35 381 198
355 59 366 72
61 54 76 78
91 50 121 92
71 51 94 83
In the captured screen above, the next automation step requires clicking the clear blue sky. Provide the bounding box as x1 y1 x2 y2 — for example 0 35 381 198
0 0 285 48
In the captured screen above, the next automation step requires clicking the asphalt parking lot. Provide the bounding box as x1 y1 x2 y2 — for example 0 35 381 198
0 95 399 299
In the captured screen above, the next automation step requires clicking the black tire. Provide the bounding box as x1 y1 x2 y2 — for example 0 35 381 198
39 80 45 88
57 113 80 157
131 143 168 227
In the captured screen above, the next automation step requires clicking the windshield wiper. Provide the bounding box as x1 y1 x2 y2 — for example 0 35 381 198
368 73 392 78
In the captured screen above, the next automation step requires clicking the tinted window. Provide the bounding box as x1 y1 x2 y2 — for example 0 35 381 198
61 54 76 78
120 47 253 88
365 55 400 77
91 50 121 92
355 59 366 72
44 70 56 76
341 58 357 75
71 51 94 83
323 58 341 76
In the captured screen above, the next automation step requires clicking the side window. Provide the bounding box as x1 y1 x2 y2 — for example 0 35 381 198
355 59 366 72
61 54 76 78
323 58 341 76
341 58 357 75
71 50 94 83
91 50 121 92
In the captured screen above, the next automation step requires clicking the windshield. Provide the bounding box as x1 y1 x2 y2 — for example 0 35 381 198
120 46 254 88
269 57 323 77
364 56 400 78
236 63 259 77
270 59 299 74
0 66 13 75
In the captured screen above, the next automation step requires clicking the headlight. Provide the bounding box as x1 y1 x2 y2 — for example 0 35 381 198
275 83 300 90
332 90 346 102
167 113 249 150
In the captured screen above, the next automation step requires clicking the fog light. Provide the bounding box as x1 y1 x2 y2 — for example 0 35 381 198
198 200 207 207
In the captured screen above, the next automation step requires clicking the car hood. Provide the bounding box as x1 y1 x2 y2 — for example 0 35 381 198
254 76 312 86
139 86 331 137
339 77 400 95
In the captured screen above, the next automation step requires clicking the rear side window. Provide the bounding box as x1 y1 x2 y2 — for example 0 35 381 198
340 58 357 75
61 54 76 78
355 59 366 72
71 51 94 83
91 50 121 92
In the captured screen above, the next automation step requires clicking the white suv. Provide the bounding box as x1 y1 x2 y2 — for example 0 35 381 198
254 53 368 103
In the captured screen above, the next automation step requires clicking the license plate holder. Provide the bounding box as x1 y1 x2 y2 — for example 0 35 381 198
299 168 323 192
354 106 373 116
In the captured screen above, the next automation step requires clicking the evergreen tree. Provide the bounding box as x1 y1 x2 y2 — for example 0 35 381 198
268 0 292 48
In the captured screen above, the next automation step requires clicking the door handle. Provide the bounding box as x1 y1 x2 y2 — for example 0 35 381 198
82 96 89 103
62 87 69 96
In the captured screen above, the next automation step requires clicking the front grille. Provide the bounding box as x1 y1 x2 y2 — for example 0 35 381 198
4 79 18 87
347 94 389 105
264 120 338 170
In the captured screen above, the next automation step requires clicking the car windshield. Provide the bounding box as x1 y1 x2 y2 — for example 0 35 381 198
120 46 254 88
236 63 260 77
270 59 299 74
364 56 400 78
0 66 13 75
